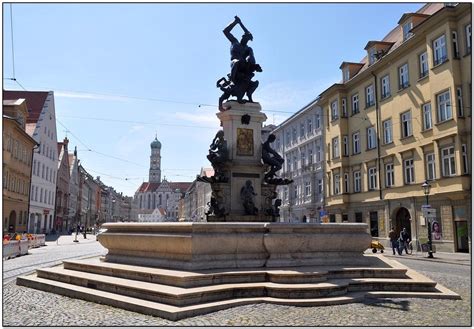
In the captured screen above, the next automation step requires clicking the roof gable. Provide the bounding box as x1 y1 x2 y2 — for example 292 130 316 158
3 90 50 124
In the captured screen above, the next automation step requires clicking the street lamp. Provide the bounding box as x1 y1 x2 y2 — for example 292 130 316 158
421 180 433 258
112 198 116 222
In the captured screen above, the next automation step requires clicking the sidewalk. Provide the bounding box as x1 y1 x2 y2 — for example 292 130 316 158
382 250 471 266
45 233 98 246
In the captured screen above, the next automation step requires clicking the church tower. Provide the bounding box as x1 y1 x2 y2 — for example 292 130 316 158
149 135 162 183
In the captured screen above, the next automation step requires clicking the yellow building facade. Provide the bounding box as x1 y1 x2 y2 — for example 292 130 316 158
3 99 37 234
319 3 471 252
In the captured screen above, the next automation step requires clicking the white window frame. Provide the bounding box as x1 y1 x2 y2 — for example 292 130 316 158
419 52 428 78
353 132 360 154
304 181 311 197
300 123 305 138
437 90 452 122
383 119 393 144
433 34 447 66
403 21 413 41
368 47 377 65
331 100 339 121
401 111 412 138
441 146 456 177
342 135 349 156
317 179 323 194
315 112 321 129
385 163 394 187
381 75 390 98
368 167 377 190
333 174 340 195
332 137 340 158
426 153 436 180
367 127 376 150
423 103 432 130
307 118 313 134
403 158 415 184
354 171 361 192
352 94 359 114
341 98 347 117
301 149 306 167
462 144 469 174
452 30 459 58
366 84 375 107
399 63 409 89
344 173 349 193
456 87 464 117
343 68 350 82
315 142 321 162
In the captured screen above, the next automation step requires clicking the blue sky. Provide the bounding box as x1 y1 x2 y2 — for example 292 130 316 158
3 2 424 196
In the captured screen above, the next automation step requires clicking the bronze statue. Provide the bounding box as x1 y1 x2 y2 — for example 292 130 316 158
262 134 293 185
240 180 258 215
217 16 262 111
206 192 228 218
206 130 229 182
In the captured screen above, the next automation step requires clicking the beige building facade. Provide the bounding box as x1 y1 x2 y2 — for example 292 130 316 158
319 3 471 252
3 99 37 233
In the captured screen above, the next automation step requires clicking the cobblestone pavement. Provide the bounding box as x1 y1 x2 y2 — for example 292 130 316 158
2 238 471 327
3 234 106 283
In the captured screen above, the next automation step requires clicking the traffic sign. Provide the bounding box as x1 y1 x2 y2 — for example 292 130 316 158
421 204 431 209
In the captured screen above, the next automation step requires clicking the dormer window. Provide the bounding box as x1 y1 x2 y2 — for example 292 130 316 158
403 21 413 41
368 48 377 65
343 68 350 82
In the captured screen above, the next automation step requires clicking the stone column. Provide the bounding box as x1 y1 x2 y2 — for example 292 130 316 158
211 101 277 222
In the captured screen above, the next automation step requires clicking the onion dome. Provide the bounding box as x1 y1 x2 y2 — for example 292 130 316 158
150 136 161 149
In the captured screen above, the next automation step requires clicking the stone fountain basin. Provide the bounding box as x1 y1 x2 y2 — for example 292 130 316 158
98 223 372 270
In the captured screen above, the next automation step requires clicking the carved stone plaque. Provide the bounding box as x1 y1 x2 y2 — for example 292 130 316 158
236 128 254 156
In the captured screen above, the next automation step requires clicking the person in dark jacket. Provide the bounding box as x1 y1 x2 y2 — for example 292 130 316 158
388 227 400 255
399 227 410 255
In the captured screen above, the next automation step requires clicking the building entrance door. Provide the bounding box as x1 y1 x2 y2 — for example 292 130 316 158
395 207 411 238
28 214 35 233
8 211 16 232
455 221 469 253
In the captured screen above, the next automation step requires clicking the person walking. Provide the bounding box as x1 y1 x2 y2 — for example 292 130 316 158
399 227 410 255
388 227 399 255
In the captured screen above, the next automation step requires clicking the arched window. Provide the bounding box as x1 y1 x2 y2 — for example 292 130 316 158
152 194 156 209
159 194 162 206
139 195 143 208
147 194 151 209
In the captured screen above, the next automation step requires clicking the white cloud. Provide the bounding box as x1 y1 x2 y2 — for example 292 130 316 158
55 90 130 102
174 111 220 126
257 77 338 113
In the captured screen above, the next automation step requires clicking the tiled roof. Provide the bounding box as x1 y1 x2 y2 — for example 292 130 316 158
3 90 50 124
169 182 192 192
57 142 64 155
319 3 445 95
354 3 444 74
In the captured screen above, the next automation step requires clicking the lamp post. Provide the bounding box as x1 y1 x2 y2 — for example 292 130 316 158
421 180 433 258
112 198 116 222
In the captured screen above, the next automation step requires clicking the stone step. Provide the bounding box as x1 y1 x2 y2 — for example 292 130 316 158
16 273 371 321
63 258 407 288
64 258 329 287
328 268 407 279
36 267 350 306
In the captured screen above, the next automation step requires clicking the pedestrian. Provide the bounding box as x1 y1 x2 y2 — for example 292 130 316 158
399 227 410 255
388 227 399 255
